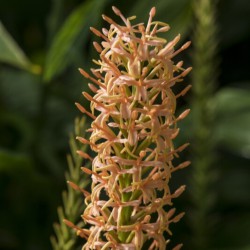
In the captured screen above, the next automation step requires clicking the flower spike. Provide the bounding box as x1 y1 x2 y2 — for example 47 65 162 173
67 6 191 250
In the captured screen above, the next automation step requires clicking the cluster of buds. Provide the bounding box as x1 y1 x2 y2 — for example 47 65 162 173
65 6 191 250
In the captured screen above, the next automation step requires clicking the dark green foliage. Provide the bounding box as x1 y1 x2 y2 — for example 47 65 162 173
0 22 33 71
51 117 90 250
189 0 219 248
0 0 250 249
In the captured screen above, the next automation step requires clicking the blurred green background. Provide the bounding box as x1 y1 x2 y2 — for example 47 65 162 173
0 0 250 249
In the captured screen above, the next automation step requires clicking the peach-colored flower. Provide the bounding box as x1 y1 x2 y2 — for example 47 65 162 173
67 6 191 250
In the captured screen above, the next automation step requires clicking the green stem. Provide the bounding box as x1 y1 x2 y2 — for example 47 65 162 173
190 0 218 248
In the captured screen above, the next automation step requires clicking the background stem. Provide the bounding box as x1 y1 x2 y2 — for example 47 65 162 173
189 0 219 248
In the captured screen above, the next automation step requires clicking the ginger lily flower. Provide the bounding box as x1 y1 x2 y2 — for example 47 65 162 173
67 6 191 250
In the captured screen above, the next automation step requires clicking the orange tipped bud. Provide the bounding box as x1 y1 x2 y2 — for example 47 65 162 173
78 68 89 78
177 109 190 121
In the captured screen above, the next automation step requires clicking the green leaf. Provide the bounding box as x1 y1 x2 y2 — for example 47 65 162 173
44 1 94 82
214 87 250 116
0 22 40 73
46 0 65 42
214 87 250 157
43 0 94 82
43 0 110 83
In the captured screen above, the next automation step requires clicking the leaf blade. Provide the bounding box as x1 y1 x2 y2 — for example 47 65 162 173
214 87 250 158
43 0 94 82
0 22 37 72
